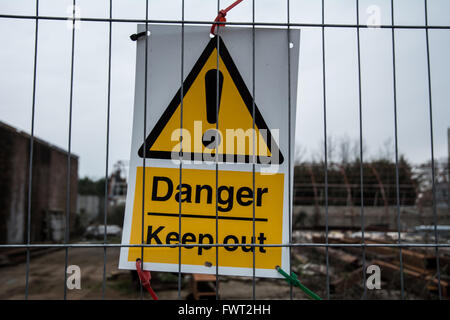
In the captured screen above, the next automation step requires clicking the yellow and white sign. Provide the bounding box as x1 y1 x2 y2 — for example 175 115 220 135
127 167 284 270
119 25 300 278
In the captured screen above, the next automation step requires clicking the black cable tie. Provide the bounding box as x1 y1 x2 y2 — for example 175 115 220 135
130 31 148 41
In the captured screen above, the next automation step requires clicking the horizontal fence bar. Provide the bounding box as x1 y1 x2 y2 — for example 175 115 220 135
0 14 450 29
0 243 449 248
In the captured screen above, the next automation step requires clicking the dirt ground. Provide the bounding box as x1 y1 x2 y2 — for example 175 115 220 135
0 243 441 300
0 247 311 300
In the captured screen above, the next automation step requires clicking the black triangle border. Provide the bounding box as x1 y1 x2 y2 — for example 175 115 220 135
138 36 284 165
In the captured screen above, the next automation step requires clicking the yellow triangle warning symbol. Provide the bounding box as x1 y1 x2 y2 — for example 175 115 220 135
138 36 283 164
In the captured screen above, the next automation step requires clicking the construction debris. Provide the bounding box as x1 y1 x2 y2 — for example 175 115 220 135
309 232 450 299
190 274 217 300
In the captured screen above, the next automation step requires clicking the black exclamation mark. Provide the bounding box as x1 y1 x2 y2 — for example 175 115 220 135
203 69 224 148
205 69 224 124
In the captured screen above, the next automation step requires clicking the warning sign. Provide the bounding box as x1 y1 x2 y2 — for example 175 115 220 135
138 36 283 164
119 25 300 278
127 167 284 269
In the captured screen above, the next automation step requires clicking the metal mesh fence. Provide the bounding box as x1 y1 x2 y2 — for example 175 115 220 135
0 0 449 300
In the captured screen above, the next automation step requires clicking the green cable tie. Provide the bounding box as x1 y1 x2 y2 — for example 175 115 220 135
276 266 322 300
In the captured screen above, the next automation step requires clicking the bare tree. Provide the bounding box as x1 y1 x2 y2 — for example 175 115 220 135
294 144 307 165
338 134 351 164
316 135 337 164
350 137 368 162
377 137 394 161
327 135 336 164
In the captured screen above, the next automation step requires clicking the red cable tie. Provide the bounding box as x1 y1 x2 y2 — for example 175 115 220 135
210 0 244 36
136 259 158 300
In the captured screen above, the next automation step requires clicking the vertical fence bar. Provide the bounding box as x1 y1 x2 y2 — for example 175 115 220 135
63 0 77 301
355 0 367 299
424 0 442 300
102 0 113 300
177 0 185 300
140 0 149 300
25 0 39 300
390 0 405 299
251 0 256 300
287 0 293 300
215 0 221 300
321 0 330 300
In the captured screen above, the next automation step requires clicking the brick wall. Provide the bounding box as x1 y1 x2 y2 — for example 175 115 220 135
0 122 78 243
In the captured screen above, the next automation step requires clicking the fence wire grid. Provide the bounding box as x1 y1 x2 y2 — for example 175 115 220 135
0 0 449 301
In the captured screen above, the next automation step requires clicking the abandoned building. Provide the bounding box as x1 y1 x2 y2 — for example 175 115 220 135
0 121 78 243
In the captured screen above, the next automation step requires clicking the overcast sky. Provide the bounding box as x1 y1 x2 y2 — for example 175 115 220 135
0 0 449 179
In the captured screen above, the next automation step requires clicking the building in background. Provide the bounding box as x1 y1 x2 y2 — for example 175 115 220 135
108 160 128 207
440 127 450 209
0 121 78 243
77 194 101 225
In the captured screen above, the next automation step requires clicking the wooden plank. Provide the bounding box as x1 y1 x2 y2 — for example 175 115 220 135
312 236 435 271
373 259 449 298
191 273 217 300
313 247 359 269
193 273 216 282
330 267 364 294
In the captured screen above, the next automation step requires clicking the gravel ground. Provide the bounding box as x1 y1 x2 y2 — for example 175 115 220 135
0 244 435 300
0 247 309 300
